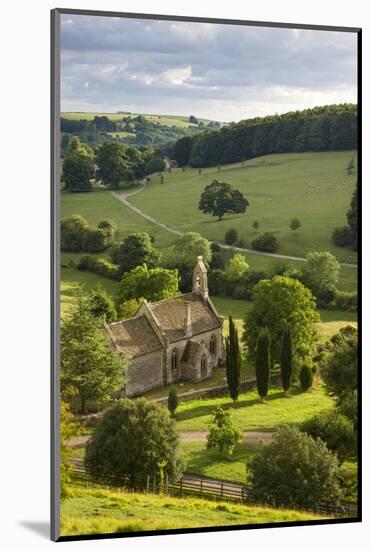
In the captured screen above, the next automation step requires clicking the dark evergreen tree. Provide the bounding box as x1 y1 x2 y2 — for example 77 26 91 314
255 328 270 402
347 182 358 248
167 386 178 417
280 324 293 395
225 315 241 406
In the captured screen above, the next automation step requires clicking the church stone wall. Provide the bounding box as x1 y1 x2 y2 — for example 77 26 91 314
125 350 163 397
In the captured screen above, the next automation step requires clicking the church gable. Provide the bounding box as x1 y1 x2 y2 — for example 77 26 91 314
106 315 163 359
147 292 221 343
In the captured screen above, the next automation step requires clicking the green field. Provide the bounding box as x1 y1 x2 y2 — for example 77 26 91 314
129 151 357 263
174 386 334 432
61 111 213 129
60 485 326 536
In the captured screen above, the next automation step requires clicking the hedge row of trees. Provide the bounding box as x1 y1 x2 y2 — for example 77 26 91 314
173 104 357 168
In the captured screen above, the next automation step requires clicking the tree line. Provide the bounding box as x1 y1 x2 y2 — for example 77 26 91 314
173 104 357 168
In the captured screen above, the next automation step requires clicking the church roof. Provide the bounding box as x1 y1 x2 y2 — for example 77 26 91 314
107 315 162 358
147 292 221 343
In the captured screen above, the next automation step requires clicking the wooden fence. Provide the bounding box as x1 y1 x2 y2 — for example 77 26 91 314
70 459 357 518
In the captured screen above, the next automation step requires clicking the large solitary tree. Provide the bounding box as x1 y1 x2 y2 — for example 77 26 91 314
301 251 340 303
113 232 161 274
96 141 131 189
198 180 249 221
225 315 241 406
61 290 124 413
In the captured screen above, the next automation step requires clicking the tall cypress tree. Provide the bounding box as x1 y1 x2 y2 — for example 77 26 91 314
256 328 270 402
225 315 241 407
280 324 293 396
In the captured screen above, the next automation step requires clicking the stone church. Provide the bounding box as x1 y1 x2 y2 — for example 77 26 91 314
105 256 224 397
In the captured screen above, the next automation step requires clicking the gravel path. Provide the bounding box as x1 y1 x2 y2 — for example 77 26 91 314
109 180 357 269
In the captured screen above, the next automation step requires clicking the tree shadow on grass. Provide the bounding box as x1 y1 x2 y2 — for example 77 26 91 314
176 387 304 425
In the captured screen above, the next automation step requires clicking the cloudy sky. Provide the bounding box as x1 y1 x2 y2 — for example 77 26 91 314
60 14 357 122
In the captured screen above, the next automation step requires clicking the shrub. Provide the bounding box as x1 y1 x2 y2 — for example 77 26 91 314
89 286 117 323
85 398 184 487
337 390 358 429
301 410 356 462
332 226 353 247
208 269 226 296
251 232 278 253
249 426 343 508
300 364 313 391
77 255 121 280
61 215 90 252
98 219 117 239
210 252 225 271
339 461 358 502
144 156 166 175
167 387 178 417
210 242 221 253
206 407 242 457
225 228 238 245
85 228 110 253
333 290 358 311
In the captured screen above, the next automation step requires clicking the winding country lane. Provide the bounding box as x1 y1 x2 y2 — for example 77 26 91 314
109 180 357 269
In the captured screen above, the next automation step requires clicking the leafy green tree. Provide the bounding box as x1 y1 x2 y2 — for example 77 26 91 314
301 410 356 462
299 364 313 391
60 215 89 252
252 220 259 231
84 228 110 253
337 390 358 429
169 232 212 269
96 141 131 189
289 218 301 232
332 226 353 247
145 156 165 175
85 398 184 487
61 290 124 413
346 156 355 175
173 136 192 167
62 136 94 192
347 183 358 247
98 219 117 239
251 232 278 252
118 264 179 303
114 232 161 274
255 328 270 402
116 298 143 320
225 228 238 244
243 276 319 366
301 251 340 303
225 316 241 406
189 115 198 124
225 254 249 284
199 180 249 221
89 286 117 323
206 407 242 457
249 426 343 508
320 326 358 403
280 324 293 395
167 386 178 417
60 401 79 500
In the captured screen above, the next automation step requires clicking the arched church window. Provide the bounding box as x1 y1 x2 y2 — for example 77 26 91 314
171 348 178 371
201 354 207 376
210 335 216 355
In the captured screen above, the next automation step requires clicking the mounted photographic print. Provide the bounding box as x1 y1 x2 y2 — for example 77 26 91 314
51 8 361 542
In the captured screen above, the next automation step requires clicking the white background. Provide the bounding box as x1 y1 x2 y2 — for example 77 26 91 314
0 0 368 548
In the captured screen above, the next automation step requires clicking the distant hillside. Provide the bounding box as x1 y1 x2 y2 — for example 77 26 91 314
175 104 357 167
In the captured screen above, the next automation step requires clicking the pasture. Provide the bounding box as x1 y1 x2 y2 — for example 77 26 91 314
129 150 357 263
60 485 325 536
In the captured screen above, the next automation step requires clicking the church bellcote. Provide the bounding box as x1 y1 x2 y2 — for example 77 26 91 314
193 256 209 299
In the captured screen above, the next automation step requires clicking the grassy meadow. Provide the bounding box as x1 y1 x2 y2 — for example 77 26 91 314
60 485 327 536
129 150 357 263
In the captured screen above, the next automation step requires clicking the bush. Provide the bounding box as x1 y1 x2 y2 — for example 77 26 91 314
167 387 178 417
251 232 278 253
225 228 238 245
77 255 121 280
301 410 356 462
85 398 184 487
339 461 358 502
210 252 225 271
207 407 242 457
332 226 353 247
98 219 117 239
85 228 110 253
337 390 358 429
249 426 342 508
210 242 221 253
300 364 313 391
333 290 358 311
61 215 90 252
208 269 226 296
145 156 166 175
